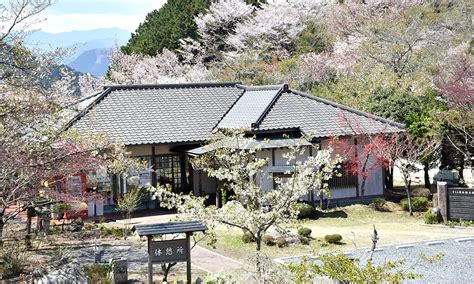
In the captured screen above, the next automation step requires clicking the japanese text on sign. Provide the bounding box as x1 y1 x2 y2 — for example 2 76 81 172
149 239 188 263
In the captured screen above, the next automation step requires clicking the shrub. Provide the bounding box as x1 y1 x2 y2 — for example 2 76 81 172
242 232 255 243
294 202 317 219
412 187 431 198
297 227 312 238
276 236 288 248
324 234 343 244
0 243 28 279
83 263 111 284
262 235 275 246
400 197 428 212
372 198 387 211
424 209 440 224
299 236 310 245
99 225 124 239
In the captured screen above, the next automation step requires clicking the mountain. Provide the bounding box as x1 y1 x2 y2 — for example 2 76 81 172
27 28 130 51
27 28 130 76
69 49 110 77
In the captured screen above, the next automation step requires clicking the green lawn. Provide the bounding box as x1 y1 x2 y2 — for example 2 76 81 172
204 204 474 261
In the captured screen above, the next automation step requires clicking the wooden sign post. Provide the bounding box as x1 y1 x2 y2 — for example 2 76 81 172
134 221 207 284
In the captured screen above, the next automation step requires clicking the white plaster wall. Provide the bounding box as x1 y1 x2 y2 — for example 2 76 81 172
190 138 385 200
126 145 173 156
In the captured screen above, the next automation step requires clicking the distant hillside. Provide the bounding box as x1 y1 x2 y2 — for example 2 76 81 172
27 28 130 76
27 28 130 50
69 49 110 77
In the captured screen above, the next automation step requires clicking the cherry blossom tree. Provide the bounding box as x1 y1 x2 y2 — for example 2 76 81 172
151 130 341 280
226 0 327 59
0 0 139 242
106 49 209 85
189 0 254 64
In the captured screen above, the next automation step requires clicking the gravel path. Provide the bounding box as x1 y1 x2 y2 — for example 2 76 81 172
279 237 474 283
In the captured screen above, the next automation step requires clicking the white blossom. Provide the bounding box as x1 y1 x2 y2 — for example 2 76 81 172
226 0 327 58
107 49 209 85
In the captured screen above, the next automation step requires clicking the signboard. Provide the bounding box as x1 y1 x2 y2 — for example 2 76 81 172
149 239 188 264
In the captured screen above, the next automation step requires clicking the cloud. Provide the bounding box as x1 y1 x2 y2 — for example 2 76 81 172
31 0 166 33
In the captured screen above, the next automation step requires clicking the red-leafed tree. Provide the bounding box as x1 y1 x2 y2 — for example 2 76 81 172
332 132 393 201
332 113 395 200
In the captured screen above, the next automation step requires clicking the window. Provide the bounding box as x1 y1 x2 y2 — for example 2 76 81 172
273 173 292 189
327 163 358 188
155 155 189 191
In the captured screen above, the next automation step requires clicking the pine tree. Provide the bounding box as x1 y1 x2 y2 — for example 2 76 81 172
121 0 212 56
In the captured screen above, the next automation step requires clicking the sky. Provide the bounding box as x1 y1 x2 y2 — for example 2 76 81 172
30 0 167 33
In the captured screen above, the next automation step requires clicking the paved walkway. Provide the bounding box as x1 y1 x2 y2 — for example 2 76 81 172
191 245 243 273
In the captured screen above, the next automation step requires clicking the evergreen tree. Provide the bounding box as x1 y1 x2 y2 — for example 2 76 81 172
122 0 264 56
121 0 212 56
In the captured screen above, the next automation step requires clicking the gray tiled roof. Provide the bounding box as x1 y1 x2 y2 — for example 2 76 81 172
217 85 282 129
68 83 404 146
256 89 404 137
69 83 243 145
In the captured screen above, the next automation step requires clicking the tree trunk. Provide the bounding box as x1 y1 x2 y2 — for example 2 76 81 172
255 236 263 282
26 206 34 235
423 164 431 189
405 181 413 216
161 263 176 282
256 236 261 251
360 177 367 201
385 166 394 191
0 219 4 247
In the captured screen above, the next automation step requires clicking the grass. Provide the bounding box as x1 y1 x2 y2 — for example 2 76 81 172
204 204 474 261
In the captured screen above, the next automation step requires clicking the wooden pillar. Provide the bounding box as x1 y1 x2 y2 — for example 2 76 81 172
147 236 153 284
437 182 448 222
151 146 157 188
186 233 192 284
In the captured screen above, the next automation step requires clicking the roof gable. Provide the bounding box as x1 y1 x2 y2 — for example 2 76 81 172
257 89 404 137
70 83 243 145
216 85 283 129
68 83 404 146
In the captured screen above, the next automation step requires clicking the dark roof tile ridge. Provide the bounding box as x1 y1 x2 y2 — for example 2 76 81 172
104 82 240 91
236 84 285 91
289 88 405 129
63 87 114 131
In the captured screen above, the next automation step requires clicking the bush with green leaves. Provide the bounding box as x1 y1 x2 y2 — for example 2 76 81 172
99 225 124 239
294 202 317 219
276 236 288 248
372 198 388 211
401 197 428 212
262 235 275 246
83 263 112 284
242 231 255 243
288 252 444 283
299 236 310 245
424 209 440 224
324 234 343 244
0 243 28 279
297 227 312 238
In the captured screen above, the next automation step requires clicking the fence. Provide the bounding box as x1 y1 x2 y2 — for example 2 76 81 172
437 182 474 221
